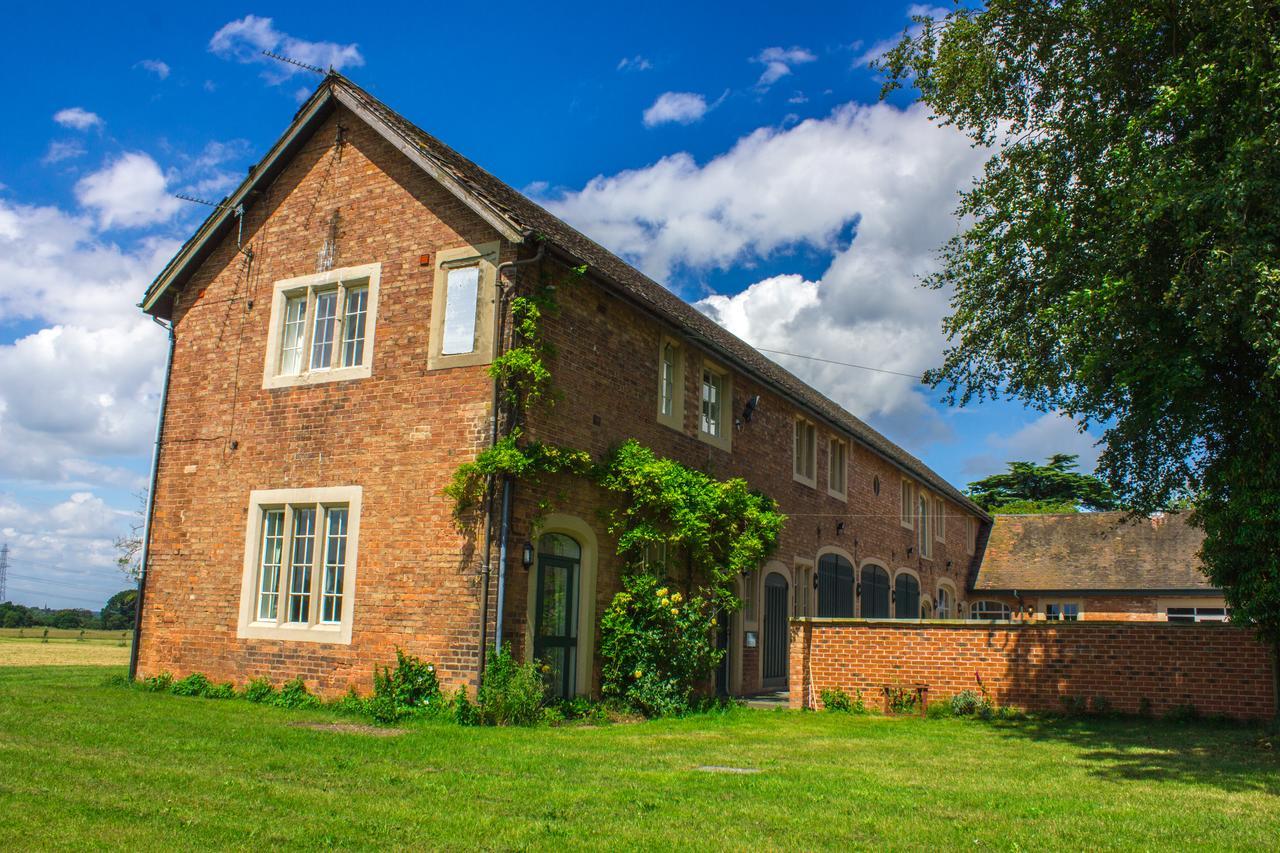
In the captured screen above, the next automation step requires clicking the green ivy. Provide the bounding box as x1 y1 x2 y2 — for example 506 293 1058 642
489 290 557 410
444 429 594 518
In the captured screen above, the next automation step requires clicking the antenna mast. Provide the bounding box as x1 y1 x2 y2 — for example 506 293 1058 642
0 543 8 602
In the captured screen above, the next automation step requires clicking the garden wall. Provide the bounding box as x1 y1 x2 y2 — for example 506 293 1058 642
788 619 1277 720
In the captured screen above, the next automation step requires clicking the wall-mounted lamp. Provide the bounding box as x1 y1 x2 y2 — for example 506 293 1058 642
741 395 760 423
946 560 952 569
836 522 845 536
856 583 862 597
521 541 534 570
906 546 913 556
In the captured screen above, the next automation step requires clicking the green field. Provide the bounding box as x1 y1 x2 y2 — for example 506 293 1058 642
0 666 1276 850
0 632 131 667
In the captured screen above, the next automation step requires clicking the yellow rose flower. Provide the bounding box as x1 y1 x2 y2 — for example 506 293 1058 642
657 587 669 598
671 607 679 615
671 592 683 603
633 669 643 678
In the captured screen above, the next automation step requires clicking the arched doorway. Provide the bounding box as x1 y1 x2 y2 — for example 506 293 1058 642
895 573 921 619
762 571 789 689
816 553 855 617
533 532 581 699
860 564 890 618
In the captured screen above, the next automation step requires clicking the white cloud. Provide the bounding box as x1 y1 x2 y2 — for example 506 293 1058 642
53 107 102 131
136 59 171 79
642 92 709 127
75 152 182 229
617 55 652 72
42 140 85 165
962 412 1104 480
855 5 951 68
209 15 364 83
752 46 817 88
545 101 989 441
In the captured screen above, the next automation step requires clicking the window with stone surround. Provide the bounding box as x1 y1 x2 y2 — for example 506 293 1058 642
657 335 685 430
793 419 817 486
428 242 500 370
827 438 847 498
237 486 362 643
698 360 731 451
900 479 915 529
262 263 380 389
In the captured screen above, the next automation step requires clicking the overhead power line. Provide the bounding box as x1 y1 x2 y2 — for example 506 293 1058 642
753 347 925 381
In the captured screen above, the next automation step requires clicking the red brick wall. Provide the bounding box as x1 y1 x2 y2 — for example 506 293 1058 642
789 619 1277 720
138 101 989 699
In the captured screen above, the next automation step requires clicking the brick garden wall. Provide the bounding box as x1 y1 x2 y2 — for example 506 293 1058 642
789 619 1277 720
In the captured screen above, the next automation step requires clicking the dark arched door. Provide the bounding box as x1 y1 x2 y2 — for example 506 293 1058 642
895 573 920 619
860 564 890 618
762 572 789 689
817 554 855 617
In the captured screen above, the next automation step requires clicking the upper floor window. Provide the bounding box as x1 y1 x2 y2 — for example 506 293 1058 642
965 516 977 555
793 419 817 486
900 479 915 529
698 360 732 451
828 438 847 498
917 491 932 558
237 486 362 644
657 336 685 430
934 497 945 541
263 264 380 389
428 242 499 370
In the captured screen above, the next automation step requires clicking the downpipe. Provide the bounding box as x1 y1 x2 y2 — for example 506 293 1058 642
129 317 175 681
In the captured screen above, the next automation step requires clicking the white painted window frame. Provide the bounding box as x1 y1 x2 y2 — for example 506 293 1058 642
237 486 362 644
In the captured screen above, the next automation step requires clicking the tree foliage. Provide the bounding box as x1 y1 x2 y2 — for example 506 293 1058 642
879 1 1280 642
966 453 1119 513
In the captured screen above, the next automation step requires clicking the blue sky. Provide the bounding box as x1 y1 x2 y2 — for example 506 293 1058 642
0 2 1103 608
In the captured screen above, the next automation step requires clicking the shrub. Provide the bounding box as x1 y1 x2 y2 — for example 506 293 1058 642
242 677 276 704
1090 695 1114 716
477 648 545 726
885 686 918 715
204 681 236 700
364 695 406 724
141 672 173 693
171 673 211 697
331 687 367 717
926 700 954 719
373 649 443 716
450 687 478 726
273 678 321 710
599 574 722 717
950 690 981 716
1059 695 1089 716
820 687 866 714
1138 697 1154 718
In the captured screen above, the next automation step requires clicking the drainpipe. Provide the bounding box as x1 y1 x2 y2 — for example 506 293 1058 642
129 316 176 681
477 240 545 685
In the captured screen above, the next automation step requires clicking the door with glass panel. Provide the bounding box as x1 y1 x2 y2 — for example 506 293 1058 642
762 572 789 689
533 534 581 699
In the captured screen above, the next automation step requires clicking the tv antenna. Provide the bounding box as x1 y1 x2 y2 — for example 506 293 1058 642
0 543 8 602
262 50 326 76
174 193 226 209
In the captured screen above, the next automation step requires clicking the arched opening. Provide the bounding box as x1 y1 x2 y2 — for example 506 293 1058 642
920 598 934 619
816 553 855 617
937 584 955 619
860 564 890 618
533 532 581 699
762 571 789 689
895 573 921 619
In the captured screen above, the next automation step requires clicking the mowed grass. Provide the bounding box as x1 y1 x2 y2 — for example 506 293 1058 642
1 667 1277 851
0 634 131 667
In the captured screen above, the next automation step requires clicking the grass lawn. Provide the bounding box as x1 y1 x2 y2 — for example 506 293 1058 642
0 634 131 667
1 667 1276 850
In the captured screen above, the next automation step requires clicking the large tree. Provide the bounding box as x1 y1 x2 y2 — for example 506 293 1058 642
878 2 1280 644
966 453 1119 513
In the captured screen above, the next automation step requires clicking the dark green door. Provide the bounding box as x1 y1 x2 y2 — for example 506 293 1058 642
534 553 578 699
762 572 789 688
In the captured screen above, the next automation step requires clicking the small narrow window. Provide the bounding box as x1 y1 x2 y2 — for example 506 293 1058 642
828 439 847 496
660 343 676 417
701 369 723 437
441 266 480 355
965 516 976 555
937 586 953 619
256 509 285 620
286 508 317 623
309 290 338 370
341 286 368 367
901 479 914 529
917 492 931 558
934 497 945 541
971 600 1011 620
793 420 816 484
742 573 758 624
279 295 307 375
320 507 349 623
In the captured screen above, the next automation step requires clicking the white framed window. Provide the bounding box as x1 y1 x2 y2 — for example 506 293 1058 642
828 438 847 498
262 263 381 389
965 516 977 555
237 486 362 643
657 336 685 430
970 600 1011 620
917 491 932 558
934 497 945 542
698 361 732 451
1166 606 1230 623
793 419 817 486
1044 601 1081 621
901 479 915 529
428 242 499 370
937 585 954 619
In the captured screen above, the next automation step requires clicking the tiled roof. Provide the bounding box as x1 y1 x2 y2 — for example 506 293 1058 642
333 78 984 516
974 511 1215 592
143 73 985 518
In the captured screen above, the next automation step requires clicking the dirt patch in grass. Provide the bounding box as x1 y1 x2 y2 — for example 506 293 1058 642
288 721 406 737
0 638 131 667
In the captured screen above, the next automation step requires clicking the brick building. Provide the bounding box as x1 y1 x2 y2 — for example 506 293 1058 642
970 511 1227 622
133 73 990 699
